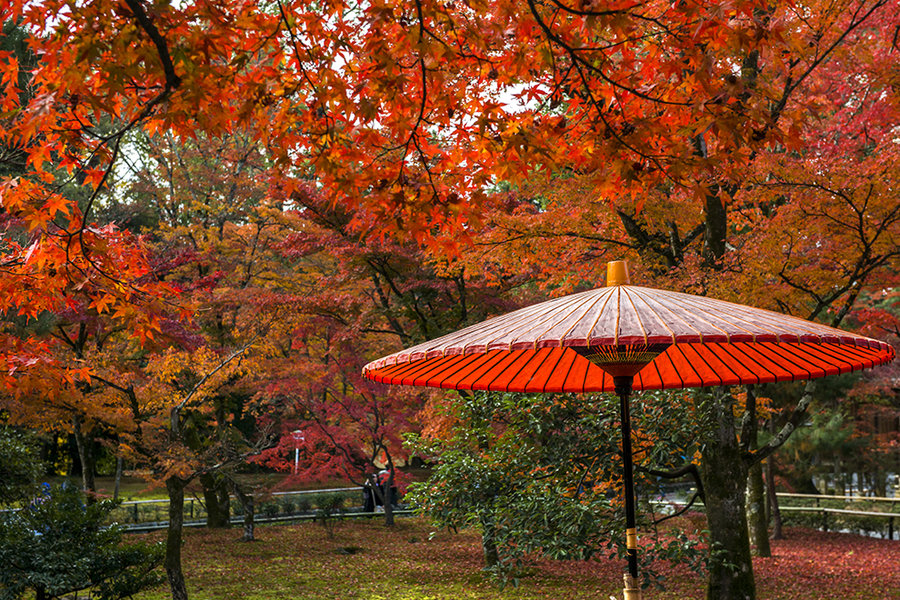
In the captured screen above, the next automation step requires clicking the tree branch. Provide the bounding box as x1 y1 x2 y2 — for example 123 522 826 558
122 0 182 92
748 380 816 464
738 384 757 453
638 463 705 503
653 488 703 526
170 337 258 436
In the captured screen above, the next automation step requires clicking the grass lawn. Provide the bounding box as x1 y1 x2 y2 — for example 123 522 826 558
45 476 169 500
133 518 900 600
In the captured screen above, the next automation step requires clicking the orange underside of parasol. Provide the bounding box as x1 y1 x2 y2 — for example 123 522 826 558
364 284 894 392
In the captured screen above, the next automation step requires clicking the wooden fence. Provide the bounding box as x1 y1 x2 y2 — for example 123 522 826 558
653 492 899 540
6 487 898 539
775 492 899 540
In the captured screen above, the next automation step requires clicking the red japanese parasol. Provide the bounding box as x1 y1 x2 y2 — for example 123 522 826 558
363 261 895 599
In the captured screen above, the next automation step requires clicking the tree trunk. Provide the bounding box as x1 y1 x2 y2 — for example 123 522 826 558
242 494 255 541
704 189 728 265
231 480 255 542
700 391 755 600
743 385 770 558
216 477 231 523
480 511 499 568
834 456 844 496
875 469 886 497
746 462 770 557
765 420 783 540
72 414 96 500
383 469 395 527
113 456 124 502
200 473 231 528
764 455 783 540
369 472 395 527
165 476 190 600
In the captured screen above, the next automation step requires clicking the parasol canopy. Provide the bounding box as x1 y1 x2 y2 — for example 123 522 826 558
364 279 894 392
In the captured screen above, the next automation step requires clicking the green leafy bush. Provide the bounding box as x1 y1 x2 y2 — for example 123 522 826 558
262 502 280 518
316 493 345 538
0 428 43 507
0 483 164 600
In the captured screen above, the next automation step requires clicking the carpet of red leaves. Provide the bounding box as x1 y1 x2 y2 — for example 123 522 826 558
146 519 900 600
489 526 900 599
754 528 900 600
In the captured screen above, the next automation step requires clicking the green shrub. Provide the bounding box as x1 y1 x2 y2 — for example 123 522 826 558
281 499 295 515
0 483 164 600
316 494 345 538
0 428 42 506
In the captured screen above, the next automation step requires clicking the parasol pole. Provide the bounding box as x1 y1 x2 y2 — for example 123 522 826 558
607 261 641 599
614 374 641 600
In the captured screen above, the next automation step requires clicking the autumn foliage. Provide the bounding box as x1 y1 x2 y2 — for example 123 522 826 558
1 1 899 599
2 0 898 374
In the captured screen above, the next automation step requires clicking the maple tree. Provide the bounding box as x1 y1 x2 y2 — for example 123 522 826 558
253 183 524 527
112 130 301 599
444 4 900 598
257 334 421 527
0 16 182 503
5 0 892 247
3 274 270 600
123 129 285 526
1 122 289 600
